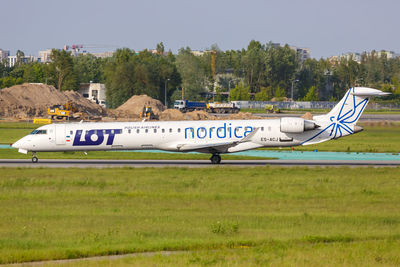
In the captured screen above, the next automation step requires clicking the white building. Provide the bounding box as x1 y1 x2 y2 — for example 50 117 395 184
38 49 54 63
78 83 107 108
7 55 36 67
271 43 311 61
289 46 311 61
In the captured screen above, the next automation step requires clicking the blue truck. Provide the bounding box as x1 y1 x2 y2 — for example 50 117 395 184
173 100 240 113
173 100 207 112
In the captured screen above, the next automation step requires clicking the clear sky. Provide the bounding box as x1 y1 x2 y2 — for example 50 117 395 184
2 0 399 58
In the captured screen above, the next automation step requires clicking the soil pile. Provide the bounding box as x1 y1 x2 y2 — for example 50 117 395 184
114 95 166 118
186 110 216 120
0 83 105 119
159 109 187 121
226 112 263 120
301 112 313 120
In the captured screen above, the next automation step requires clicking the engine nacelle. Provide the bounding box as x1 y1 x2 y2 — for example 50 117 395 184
280 117 319 133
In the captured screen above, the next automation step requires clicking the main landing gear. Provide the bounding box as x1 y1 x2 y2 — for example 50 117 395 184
210 154 221 164
31 152 38 163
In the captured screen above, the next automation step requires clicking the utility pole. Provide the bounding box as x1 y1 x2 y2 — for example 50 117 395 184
164 78 170 107
291 79 299 101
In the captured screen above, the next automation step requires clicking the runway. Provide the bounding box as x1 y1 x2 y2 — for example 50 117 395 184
0 159 399 168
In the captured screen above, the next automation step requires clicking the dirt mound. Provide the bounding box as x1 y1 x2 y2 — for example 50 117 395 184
186 110 216 120
226 112 263 120
114 95 165 118
159 109 187 121
301 112 313 120
0 83 105 119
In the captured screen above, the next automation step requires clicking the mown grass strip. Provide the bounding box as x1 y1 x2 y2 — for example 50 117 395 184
0 167 399 264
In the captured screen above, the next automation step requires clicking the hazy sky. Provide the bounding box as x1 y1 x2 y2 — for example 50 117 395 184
2 0 399 58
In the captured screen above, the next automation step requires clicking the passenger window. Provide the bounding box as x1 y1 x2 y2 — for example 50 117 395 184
145 129 148 133
137 129 140 134
261 127 264 131
154 129 157 133
178 128 181 133
169 128 172 133
128 129 131 134
162 129 165 133
70 130 73 134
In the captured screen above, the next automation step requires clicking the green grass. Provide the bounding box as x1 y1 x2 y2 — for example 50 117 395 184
45 239 400 266
0 149 272 160
0 167 400 264
0 122 46 144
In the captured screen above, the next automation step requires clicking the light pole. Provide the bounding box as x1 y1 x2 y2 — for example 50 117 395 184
164 78 170 107
228 80 232 102
291 79 299 101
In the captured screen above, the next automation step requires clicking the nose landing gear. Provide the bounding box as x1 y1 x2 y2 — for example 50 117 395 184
210 154 221 164
31 152 38 163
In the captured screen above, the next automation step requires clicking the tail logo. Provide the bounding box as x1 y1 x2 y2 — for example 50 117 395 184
303 88 368 144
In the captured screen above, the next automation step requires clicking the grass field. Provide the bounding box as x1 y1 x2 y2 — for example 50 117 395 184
0 167 399 265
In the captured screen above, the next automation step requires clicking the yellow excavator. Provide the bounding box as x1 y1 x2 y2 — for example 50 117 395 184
140 106 157 120
48 101 78 120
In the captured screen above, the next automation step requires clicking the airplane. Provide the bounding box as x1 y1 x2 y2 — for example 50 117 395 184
12 87 389 164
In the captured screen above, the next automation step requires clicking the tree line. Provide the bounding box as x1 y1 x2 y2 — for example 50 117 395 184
1 41 399 108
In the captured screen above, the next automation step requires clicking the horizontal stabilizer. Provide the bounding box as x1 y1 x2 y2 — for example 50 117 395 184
351 87 391 97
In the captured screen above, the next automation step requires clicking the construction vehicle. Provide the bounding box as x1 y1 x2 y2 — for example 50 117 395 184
207 102 240 114
265 104 280 113
174 100 207 112
48 101 79 120
174 100 240 114
140 106 157 120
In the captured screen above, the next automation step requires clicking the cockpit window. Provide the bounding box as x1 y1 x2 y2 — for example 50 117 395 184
30 129 47 135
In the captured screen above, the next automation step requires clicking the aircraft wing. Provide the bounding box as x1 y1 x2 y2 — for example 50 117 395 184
174 128 260 153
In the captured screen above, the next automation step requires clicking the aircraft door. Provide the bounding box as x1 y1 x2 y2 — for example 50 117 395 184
55 124 66 145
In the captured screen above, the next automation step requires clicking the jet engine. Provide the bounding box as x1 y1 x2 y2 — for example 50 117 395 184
280 117 320 133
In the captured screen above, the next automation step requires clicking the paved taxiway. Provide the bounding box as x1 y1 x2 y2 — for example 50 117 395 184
0 159 399 168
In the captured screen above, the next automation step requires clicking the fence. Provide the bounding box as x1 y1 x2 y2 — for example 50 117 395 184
231 101 400 110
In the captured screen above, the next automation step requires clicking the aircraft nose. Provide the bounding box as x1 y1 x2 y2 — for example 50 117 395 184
12 140 21 149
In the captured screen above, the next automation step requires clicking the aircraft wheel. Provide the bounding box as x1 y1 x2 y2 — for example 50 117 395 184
210 154 221 164
32 156 38 163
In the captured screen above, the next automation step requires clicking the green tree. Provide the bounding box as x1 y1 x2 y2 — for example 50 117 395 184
175 47 208 100
104 48 137 108
242 40 265 92
255 86 272 101
229 83 250 100
264 44 298 95
15 50 25 66
156 42 165 54
302 86 319 101
105 47 181 108
273 85 286 100
48 49 77 90
23 62 45 83
74 54 105 84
